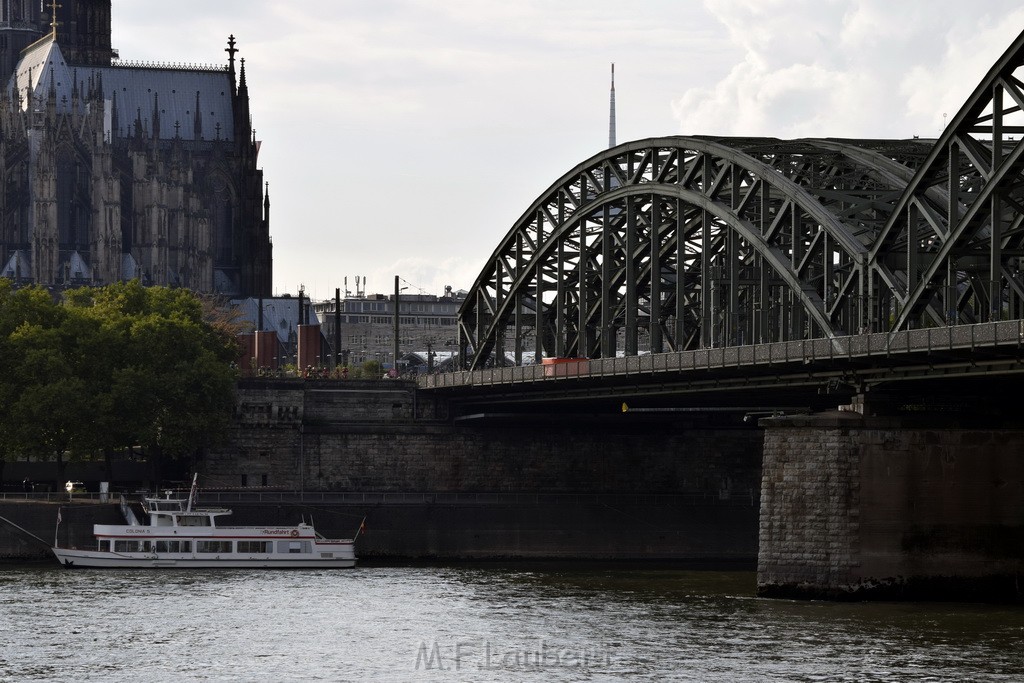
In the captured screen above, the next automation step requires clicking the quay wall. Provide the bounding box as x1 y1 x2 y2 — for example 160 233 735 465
0 501 123 562
757 411 1024 601
213 497 756 562
206 380 762 494
201 379 764 562
0 378 763 564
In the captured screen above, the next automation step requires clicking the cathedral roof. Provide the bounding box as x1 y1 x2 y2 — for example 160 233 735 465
0 250 30 280
101 66 235 141
12 34 75 113
9 34 237 142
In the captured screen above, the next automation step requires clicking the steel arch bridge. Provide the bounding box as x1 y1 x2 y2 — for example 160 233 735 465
457 29 1024 371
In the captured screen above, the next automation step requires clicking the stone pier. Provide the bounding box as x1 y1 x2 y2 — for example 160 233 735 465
758 410 1024 601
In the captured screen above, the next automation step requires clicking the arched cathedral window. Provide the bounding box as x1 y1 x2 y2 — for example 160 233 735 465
210 174 234 266
56 148 91 255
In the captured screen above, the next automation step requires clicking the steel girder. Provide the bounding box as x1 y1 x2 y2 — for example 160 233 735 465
458 137 928 370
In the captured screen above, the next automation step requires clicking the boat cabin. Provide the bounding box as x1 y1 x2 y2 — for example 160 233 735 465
142 493 231 528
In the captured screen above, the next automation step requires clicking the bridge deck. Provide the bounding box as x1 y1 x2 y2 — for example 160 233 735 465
419 321 1024 399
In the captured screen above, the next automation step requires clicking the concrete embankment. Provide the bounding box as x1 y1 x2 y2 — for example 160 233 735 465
0 496 757 566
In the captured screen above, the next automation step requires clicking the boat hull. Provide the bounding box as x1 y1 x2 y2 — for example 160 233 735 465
52 547 356 569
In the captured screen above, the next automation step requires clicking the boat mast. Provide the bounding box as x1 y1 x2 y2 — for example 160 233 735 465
186 473 198 512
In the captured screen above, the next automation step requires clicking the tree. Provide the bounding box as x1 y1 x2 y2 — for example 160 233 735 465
0 280 239 485
0 285 70 477
67 282 239 466
361 359 383 378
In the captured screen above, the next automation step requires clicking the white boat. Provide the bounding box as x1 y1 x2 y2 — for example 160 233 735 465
52 477 358 569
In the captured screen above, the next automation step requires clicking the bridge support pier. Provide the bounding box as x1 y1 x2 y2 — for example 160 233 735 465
757 409 1024 601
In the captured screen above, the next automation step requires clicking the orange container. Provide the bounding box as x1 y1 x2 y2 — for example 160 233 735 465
542 357 589 377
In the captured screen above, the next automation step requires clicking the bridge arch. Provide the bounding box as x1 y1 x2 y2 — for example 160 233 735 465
458 137 912 369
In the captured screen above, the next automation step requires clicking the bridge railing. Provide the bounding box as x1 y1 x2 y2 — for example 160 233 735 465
193 490 757 507
0 492 112 503
419 320 1024 389
0 491 760 508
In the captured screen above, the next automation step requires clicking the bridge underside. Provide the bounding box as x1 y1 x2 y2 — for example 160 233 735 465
458 30 1024 373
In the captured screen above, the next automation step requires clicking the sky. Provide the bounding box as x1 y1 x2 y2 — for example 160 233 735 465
112 0 1024 301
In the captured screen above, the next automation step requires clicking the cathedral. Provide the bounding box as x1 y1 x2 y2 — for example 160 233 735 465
0 1 272 297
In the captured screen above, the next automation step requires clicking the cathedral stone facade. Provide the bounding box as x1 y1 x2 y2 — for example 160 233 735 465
0 1 271 297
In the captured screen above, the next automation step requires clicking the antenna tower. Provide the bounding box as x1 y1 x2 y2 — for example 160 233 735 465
609 63 616 148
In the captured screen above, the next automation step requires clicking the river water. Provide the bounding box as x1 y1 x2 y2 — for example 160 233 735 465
0 564 1021 682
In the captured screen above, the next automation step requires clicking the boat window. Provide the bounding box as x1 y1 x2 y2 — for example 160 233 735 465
237 541 273 553
151 501 184 512
277 540 311 554
196 541 233 554
179 516 211 526
155 540 191 553
113 540 147 553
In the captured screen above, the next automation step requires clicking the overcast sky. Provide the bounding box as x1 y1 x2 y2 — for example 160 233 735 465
113 0 1024 301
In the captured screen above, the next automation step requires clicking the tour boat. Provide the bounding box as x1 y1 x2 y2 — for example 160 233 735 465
51 477 359 569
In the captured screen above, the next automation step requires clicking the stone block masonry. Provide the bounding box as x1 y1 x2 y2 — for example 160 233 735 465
202 378 765 561
758 411 1024 601
208 379 763 496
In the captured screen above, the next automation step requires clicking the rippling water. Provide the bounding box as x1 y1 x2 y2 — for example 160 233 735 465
0 564 1022 682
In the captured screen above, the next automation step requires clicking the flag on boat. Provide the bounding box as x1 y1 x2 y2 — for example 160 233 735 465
56 508 62 524
359 519 367 535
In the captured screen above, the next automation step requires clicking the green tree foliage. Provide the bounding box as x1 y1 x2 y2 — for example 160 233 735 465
361 359 383 379
0 281 238 471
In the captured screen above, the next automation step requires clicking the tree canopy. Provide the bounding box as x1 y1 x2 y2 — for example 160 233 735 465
0 280 239 468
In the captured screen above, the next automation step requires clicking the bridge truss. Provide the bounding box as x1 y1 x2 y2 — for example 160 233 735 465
458 30 1024 370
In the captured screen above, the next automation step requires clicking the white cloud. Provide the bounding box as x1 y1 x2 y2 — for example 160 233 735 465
674 0 1024 139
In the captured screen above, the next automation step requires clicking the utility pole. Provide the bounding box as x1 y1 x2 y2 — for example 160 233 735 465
393 275 400 376
334 287 341 369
